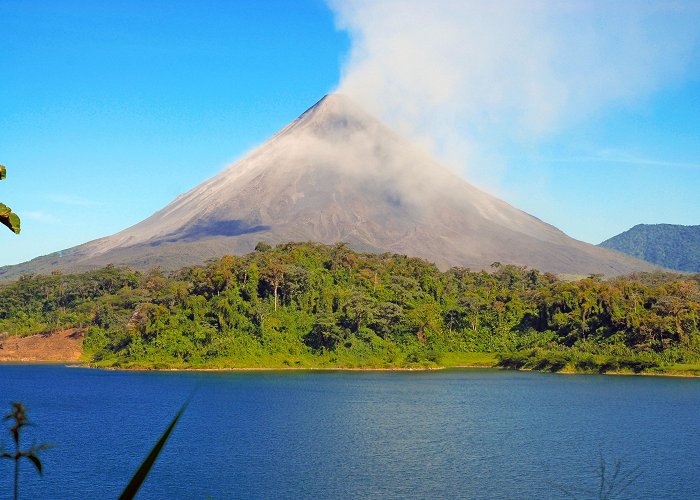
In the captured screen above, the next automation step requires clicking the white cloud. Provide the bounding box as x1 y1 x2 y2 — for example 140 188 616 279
328 0 700 183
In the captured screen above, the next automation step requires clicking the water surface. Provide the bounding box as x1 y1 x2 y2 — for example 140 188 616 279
0 366 698 499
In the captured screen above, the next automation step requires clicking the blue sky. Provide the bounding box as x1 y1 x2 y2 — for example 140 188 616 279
1 0 699 266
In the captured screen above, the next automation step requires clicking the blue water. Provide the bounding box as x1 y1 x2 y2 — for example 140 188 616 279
0 366 699 499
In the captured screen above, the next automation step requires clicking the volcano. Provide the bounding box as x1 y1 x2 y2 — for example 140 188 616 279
1 94 654 279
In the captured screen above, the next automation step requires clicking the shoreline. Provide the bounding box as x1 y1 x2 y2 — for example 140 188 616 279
0 333 697 378
90 364 488 372
19 362 696 378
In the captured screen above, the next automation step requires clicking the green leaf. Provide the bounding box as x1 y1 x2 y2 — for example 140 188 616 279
0 203 20 234
26 454 42 476
118 399 190 500
0 165 20 234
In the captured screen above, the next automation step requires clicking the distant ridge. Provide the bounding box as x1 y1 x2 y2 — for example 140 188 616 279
0 94 656 280
599 223 700 272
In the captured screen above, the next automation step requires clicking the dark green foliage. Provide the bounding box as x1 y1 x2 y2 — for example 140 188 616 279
600 223 700 272
119 400 189 500
498 349 661 374
0 242 698 371
496 352 529 370
254 241 272 252
0 165 21 234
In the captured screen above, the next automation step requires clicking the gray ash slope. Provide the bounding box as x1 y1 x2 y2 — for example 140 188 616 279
1 94 655 280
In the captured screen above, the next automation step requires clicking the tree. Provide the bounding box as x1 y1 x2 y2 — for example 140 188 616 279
261 259 286 312
341 290 377 333
407 302 440 344
0 166 21 234
254 241 271 252
371 302 403 338
305 313 345 350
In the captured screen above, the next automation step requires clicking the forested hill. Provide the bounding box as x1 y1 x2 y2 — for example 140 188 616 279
599 224 700 272
0 242 699 373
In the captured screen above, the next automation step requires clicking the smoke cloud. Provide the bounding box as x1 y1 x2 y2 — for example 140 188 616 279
328 0 700 184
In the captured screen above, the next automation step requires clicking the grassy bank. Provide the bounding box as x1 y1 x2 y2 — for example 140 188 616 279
84 351 700 378
496 348 700 377
90 351 498 371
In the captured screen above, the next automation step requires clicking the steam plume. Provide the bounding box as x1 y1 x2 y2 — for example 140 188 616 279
328 0 700 182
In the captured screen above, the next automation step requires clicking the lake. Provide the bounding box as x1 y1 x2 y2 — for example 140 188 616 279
0 366 698 499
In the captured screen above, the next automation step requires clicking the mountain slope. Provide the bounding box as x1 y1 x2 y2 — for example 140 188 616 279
599 224 700 272
1 94 655 280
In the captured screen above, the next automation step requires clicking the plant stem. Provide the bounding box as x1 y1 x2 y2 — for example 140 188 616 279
14 452 19 500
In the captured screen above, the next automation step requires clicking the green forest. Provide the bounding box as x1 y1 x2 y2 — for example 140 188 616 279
1 242 699 374
599 223 700 273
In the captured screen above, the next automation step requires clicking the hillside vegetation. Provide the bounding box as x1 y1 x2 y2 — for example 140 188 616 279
600 223 700 272
1 242 699 373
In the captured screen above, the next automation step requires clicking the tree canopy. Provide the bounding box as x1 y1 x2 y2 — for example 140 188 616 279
1 242 698 373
